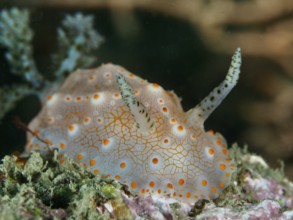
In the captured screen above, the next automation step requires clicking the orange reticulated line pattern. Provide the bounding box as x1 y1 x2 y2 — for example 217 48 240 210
27 64 236 204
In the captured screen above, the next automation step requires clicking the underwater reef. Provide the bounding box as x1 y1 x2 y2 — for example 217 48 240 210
0 145 293 219
1 6 293 219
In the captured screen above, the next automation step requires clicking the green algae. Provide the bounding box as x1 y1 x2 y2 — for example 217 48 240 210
0 151 131 220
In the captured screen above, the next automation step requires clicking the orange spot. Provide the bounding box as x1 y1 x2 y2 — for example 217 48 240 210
158 189 162 194
149 181 155 188
83 118 90 123
76 96 82 101
103 139 110 145
68 125 75 131
114 93 120 98
170 118 177 124
94 169 99 174
158 99 164 104
44 138 51 144
146 189 150 193
219 163 226 171
120 162 126 169
77 154 83 160
212 187 217 193
33 130 39 136
60 158 65 164
152 158 158 164
222 149 228 155
191 134 196 139
219 182 225 188
115 175 121 180
163 139 169 144
97 118 102 123
89 76 94 80
216 140 222 146
60 143 66 149
47 95 52 100
162 107 168 113
186 192 191 198
66 97 71 101
152 83 159 88
131 181 137 188
173 192 176 197
141 189 145 194
177 125 184 131
225 172 230 177
201 179 207 186
134 90 139 95
93 93 100 100
209 148 215 155
89 159 96 166
47 118 53 123
167 183 173 189
178 179 185 186
129 73 135 78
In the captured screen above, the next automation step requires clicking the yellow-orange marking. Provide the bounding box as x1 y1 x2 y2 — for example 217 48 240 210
120 162 126 168
131 181 137 188
89 159 96 166
60 143 66 149
152 158 158 164
149 181 155 188
219 163 226 170
178 178 185 186
77 154 83 160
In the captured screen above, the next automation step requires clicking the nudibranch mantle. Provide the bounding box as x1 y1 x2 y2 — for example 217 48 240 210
26 48 241 203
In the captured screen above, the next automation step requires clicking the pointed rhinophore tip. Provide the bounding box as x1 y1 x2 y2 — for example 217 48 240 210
228 47 241 86
116 71 155 132
187 48 242 125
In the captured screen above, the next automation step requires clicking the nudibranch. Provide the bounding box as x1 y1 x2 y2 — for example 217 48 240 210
26 48 241 203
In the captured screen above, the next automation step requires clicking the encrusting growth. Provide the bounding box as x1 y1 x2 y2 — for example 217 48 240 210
26 48 241 204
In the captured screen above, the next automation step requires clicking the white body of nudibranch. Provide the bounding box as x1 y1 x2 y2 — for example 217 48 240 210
26 48 241 203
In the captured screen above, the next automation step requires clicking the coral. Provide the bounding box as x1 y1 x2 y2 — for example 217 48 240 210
1 144 293 219
0 8 42 87
0 8 104 119
53 13 104 82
